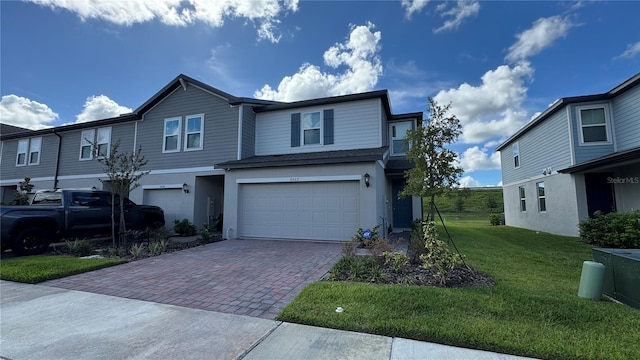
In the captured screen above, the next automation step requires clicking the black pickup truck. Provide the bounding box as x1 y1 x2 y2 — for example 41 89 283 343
1 190 165 255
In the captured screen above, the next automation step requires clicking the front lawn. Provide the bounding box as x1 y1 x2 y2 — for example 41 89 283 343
278 218 640 360
0 255 126 283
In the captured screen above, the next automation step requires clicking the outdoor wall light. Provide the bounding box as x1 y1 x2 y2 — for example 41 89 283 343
182 183 190 194
364 173 370 188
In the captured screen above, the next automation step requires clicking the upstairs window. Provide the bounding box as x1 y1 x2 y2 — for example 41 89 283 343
28 137 42 165
80 129 95 160
80 128 111 160
513 142 520 168
519 186 526 212
578 105 610 144
96 127 111 157
184 114 204 151
537 182 546 212
163 118 181 153
302 112 321 145
16 139 28 166
390 121 412 155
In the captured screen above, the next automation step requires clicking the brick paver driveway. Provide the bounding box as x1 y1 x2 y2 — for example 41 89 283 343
44 239 342 319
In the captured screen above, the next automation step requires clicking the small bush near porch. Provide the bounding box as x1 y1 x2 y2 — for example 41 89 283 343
277 218 640 360
579 210 640 248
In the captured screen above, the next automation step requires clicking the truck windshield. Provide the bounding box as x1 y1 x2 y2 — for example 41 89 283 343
31 191 62 205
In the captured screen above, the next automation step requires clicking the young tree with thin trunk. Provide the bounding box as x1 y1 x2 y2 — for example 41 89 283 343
93 140 149 247
400 97 463 221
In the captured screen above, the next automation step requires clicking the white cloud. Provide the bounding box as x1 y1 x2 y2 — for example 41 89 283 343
27 0 298 43
75 95 133 124
615 41 640 60
433 0 480 34
0 95 58 130
434 61 533 144
506 16 575 63
458 146 501 172
401 0 430 19
497 180 503 187
254 22 382 101
458 175 481 188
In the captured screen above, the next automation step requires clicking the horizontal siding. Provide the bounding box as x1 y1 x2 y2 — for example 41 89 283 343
501 109 572 185
255 98 382 155
137 84 238 170
57 122 136 177
570 103 615 164
0 134 59 181
612 85 640 152
241 105 256 159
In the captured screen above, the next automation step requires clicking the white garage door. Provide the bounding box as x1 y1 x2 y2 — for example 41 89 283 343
143 189 190 227
239 181 359 241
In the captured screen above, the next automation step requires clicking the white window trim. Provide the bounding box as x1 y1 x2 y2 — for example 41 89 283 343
79 129 96 161
536 182 546 212
16 139 28 166
519 185 526 212
96 127 112 158
28 137 42 165
513 141 520 169
184 113 204 151
301 111 323 146
577 104 612 146
163 117 182 153
390 121 412 156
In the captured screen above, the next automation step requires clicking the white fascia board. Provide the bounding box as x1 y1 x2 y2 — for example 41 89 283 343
237 175 362 184
142 184 184 190
0 176 56 185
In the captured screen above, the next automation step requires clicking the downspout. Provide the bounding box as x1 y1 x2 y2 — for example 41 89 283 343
53 131 62 189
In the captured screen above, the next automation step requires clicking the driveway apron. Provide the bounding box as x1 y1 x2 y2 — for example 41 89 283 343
44 239 342 319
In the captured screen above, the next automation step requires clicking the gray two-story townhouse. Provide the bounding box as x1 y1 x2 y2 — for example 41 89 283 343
1 74 423 240
497 72 640 237
218 91 423 241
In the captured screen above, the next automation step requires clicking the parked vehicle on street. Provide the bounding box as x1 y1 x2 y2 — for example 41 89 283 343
1 189 165 255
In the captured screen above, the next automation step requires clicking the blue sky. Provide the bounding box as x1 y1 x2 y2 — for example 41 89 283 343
1 0 639 187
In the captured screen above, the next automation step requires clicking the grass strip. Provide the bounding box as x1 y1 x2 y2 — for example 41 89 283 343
0 255 126 283
278 218 640 360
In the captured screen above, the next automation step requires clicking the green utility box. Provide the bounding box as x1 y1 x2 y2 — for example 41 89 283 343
578 261 605 300
592 248 640 309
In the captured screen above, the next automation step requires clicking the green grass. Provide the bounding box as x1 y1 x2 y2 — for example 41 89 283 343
0 255 126 283
431 188 504 215
278 219 640 360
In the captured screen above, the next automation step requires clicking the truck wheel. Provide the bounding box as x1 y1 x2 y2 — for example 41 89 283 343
12 227 51 256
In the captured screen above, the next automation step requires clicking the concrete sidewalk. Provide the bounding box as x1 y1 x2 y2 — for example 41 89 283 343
1 281 536 360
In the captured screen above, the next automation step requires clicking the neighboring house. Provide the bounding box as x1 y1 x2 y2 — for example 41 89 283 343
496 72 640 237
0 74 422 241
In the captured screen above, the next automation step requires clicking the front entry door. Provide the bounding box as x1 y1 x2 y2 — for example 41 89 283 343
585 173 616 216
392 179 412 229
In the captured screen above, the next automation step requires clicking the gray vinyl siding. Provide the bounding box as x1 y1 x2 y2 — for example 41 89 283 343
56 122 136 176
241 105 256 159
255 98 382 155
569 103 615 164
612 85 640 151
0 134 58 181
501 110 572 185
137 84 238 170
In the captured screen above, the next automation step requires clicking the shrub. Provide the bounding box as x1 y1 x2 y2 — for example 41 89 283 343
173 219 197 237
341 240 358 257
149 227 171 242
579 210 640 248
407 219 426 264
420 221 465 284
129 243 145 259
200 225 213 244
489 214 501 226
65 239 94 257
383 251 409 272
148 240 169 256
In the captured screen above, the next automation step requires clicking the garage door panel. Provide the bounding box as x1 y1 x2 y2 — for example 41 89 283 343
239 181 359 241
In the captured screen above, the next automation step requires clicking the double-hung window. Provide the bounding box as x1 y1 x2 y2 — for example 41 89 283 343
80 130 95 160
79 127 111 160
184 114 204 151
163 118 181 153
96 127 111 157
28 137 42 165
513 142 520 168
519 186 526 212
578 105 610 144
302 112 321 145
16 139 28 166
537 182 546 212
390 121 412 155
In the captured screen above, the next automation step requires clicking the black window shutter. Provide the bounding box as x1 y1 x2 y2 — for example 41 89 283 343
323 109 334 145
291 113 301 147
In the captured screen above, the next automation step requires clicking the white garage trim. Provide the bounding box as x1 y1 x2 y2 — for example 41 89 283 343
236 175 362 184
142 184 184 190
